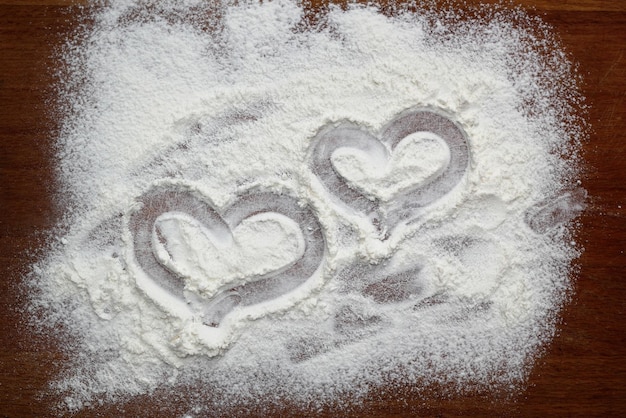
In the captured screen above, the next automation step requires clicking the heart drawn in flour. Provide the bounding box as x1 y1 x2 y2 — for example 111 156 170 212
129 184 326 327
152 211 306 291
330 131 451 202
310 108 470 230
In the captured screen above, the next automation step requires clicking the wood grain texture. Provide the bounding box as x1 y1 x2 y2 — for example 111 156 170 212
1 1 625 417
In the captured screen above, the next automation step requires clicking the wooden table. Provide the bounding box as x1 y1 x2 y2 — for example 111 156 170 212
1 1 625 416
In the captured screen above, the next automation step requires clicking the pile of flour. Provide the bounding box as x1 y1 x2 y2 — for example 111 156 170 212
31 0 586 413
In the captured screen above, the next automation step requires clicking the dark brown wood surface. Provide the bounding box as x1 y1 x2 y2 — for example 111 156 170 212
1 1 625 416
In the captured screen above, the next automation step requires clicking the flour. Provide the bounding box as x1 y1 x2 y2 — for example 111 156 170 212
331 132 451 202
31 0 586 413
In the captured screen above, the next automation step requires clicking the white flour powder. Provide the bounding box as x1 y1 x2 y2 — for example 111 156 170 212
31 0 586 414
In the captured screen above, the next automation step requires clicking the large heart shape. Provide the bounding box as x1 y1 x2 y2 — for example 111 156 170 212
129 183 325 326
152 211 306 297
310 108 470 229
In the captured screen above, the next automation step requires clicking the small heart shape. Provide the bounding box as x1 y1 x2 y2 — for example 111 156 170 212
311 108 469 230
129 183 325 326
330 131 451 202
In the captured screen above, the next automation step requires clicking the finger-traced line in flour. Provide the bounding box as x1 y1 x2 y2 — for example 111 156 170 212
310 108 470 235
284 261 425 363
525 188 586 234
129 184 326 327
287 232 502 364
337 261 424 305
285 257 496 364
287 304 384 363
134 100 272 179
